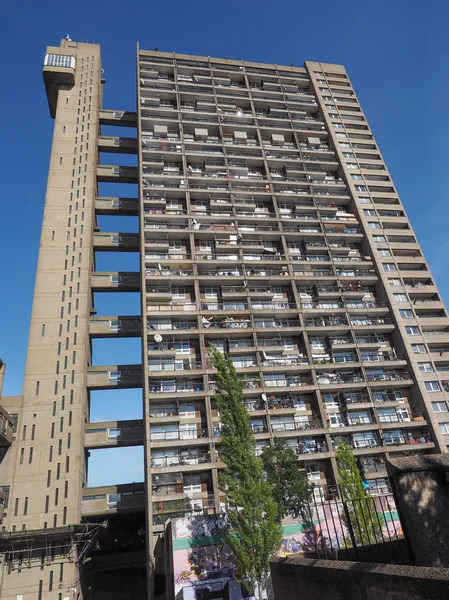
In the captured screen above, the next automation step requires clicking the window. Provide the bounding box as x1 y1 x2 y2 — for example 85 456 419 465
343 152 354 158
354 185 367 191
339 142 350 148
439 423 449 434
351 174 363 180
405 326 420 336
174 341 190 354
432 401 448 413
383 263 396 271
418 362 434 373
399 310 414 319
363 209 376 216
368 222 381 229
425 381 441 392
172 287 186 299
204 287 218 299
411 344 426 353
393 294 408 302
335 133 347 138
347 163 358 169
377 249 391 257
359 197 371 204
388 278 401 286
44 54 76 69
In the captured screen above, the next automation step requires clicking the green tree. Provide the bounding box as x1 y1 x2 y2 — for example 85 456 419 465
261 438 311 520
210 346 283 600
336 442 385 545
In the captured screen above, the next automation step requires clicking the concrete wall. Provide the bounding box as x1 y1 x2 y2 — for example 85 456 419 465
271 556 449 600
387 454 449 567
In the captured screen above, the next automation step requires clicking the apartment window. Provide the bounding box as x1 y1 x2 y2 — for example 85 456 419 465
411 344 427 353
377 249 391 257
351 174 363 180
343 152 354 158
204 287 219 299
354 185 367 191
372 235 386 243
399 310 414 319
393 294 408 302
425 381 441 392
335 133 347 138
388 278 401 286
432 401 448 413
383 263 397 271
405 326 420 335
439 423 449 434
418 362 434 373
339 142 350 148
23 497 28 515
29 448 33 464
174 341 190 354
368 222 381 229
172 287 186 299
363 209 376 216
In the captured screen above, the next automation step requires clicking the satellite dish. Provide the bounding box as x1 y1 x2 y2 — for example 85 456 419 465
154 334 163 343
261 393 268 402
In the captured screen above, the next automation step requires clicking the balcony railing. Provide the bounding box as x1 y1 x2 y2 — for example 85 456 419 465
150 428 209 441
148 360 203 372
365 372 411 382
271 420 323 432
152 451 212 468
149 381 204 394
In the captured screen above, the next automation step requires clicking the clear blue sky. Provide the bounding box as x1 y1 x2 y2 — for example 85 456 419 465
1 0 449 485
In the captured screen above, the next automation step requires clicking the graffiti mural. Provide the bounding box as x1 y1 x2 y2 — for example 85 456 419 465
171 496 402 596
172 515 235 596
173 514 229 540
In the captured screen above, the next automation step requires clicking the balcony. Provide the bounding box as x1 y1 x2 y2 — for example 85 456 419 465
0 407 13 447
365 371 412 384
150 423 210 441
85 420 144 449
151 448 212 469
317 371 364 386
148 379 204 395
148 359 203 373
383 432 433 449
89 316 142 338
82 483 145 517
152 495 215 524
147 319 198 331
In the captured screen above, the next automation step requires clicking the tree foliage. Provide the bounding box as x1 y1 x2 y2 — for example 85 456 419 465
336 442 385 545
210 346 283 600
261 438 311 520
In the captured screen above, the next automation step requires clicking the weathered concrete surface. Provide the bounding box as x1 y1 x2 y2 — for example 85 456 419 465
387 454 449 567
271 556 449 600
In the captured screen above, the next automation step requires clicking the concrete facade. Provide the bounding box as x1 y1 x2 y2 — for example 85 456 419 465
271 556 449 600
387 453 449 567
1 40 449 599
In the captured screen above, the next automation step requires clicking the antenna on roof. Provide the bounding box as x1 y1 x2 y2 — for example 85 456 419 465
66 34 72 41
